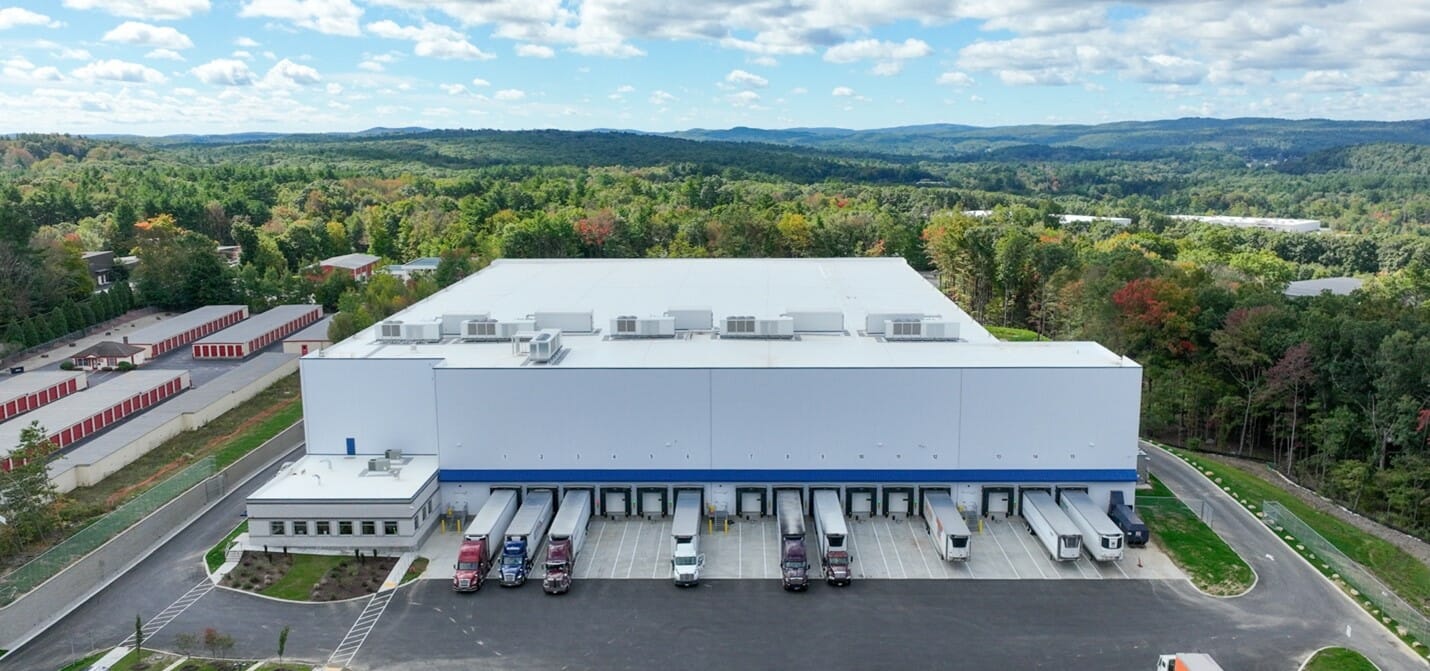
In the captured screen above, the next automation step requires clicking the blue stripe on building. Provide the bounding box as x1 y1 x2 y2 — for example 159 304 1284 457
438 468 1137 483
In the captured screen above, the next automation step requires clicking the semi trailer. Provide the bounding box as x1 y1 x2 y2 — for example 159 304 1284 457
776 490 809 591
1060 491 1124 561
921 491 972 561
1021 491 1082 561
500 490 556 587
542 489 592 595
1156 653 1224 671
670 490 704 586
811 489 852 586
453 489 519 592
1109 491 1149 547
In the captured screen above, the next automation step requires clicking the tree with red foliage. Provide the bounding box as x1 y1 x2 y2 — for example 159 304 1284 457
1110 276 1200 363
573 208 617 256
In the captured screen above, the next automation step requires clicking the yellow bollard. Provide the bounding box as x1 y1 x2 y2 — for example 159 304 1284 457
440 519 446 534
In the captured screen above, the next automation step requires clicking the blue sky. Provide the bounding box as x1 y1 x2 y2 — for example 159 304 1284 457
0 0 1425 134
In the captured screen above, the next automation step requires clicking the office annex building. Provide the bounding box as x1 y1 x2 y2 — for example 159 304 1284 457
247 258 1142 551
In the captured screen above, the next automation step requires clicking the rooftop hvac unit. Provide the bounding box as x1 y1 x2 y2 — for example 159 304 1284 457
783 310 845 333
865 312 927 335
527 329 563 363
384 448 404 461
610 316 677 338
401 321 442 343
377 320 404 342
665 308 714 331
368 457 391 472
462 319 536 341
883 319 961 341
533 311 594 333
441 313 489 336
721 316 796 339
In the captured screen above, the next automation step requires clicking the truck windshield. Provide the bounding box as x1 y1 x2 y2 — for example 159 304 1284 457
456 561 480 570
781 560 806 570
544 562 565 572
674 556 697 566
501 555 523 567
827 555 850 566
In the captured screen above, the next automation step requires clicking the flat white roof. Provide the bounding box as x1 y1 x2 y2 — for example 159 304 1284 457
322 253 380 269
248 454 438 501
283 315 333 343
0 370 187 456
194 305 319 345
1285 277 1363 297
1171 215 1321 231
1 371 86 403
124 306 247 346
319 258 1134 369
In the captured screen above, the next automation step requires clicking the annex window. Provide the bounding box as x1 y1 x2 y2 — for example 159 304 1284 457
339 521 353 536
383 521 398 536
316 521 331 536
269 521 285 535
292 521 308 535
361 521 376 535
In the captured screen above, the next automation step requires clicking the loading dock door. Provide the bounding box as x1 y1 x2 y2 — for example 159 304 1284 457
882 487 914 521
601 486 631 518
845 487 876 520
1054 485 1088 505
982 486 1014 519
636 487 668 519
735 487 767 520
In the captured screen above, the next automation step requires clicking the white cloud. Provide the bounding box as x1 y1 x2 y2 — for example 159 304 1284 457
616 84 634 93
263 58 320 87
239 0 362 36
3 57 65 82
235 36 260 47
102 21 194 49
73 58 167 83
191 58 255 86
1131 54 1207 85
366 19 493 60
790 86 807 95
325 82 342 94
61 0 208 20
831 85 855 97
648 89 675 105
937 71 974 87
54 47 92 60
440 83 466 94
724 68 768 88
358 60 384 72
494 88 525 101
824 38 931 75
750 55 777 67
516 43 555 58
232 50 253 60
471 77 490 87
0 7 61 30
728 90 760 107
146 48 185 61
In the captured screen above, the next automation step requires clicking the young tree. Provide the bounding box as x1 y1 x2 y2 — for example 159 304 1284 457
278 624 290 661
134 614 144 658
0 422 61 557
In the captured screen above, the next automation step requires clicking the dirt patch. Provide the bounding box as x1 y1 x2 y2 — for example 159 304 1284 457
222 551 293 593
312 556 398 601
221 551 396 601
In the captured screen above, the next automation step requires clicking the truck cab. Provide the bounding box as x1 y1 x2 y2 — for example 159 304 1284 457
671 544 704 587
499 538 529 587
780 539 809 591
542 539 573 594
823 549 852 586
452 539 487 592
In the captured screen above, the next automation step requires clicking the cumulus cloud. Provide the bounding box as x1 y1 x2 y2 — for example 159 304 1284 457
516 43 555 58
358 59 384 72
146 48 185 61
937 71 974 87
724 68 768 88
727 90 760 107
648 89 675 105
831 85 854 97
494 88 525 100
103 21 194 49
367 19 493 60
235 36 260 47
263 58 320 87
61 0 208 20
73 58 167 83
0 7 61 30
824 38 931 75
471 77 490 87
239 0 362 36
325 82 342 94
191 58 255 86
440 83 466 94
4 57 64 82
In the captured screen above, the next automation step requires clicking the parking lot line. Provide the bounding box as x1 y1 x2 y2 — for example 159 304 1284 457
608 521 630 578
582 520 608 580
1006 520 1051 578
984 520 1022 578
903 518 937 579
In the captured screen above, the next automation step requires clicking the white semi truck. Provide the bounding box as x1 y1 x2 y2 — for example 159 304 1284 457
1060 491 1124 561
500 490 556 586
921 491 972 561
542 489 592 595
670 490 704 586
1021 490 1082 561
811 489 852 586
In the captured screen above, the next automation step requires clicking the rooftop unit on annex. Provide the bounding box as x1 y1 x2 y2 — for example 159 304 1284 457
258 258 1142 549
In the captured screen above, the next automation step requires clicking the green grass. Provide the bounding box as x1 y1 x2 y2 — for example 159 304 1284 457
1302 647 1378 671
1169 447 1430 618
213 400 304 468
401 557 429 584
205 521 248 573
54 651 105 671
260 554 348 601
109 649 179 671
1140 475 1256 595
985 325 1041 341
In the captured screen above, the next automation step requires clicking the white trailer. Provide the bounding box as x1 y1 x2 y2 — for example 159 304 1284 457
463 489 519 560
776 491 805 540
505 490 556 561
1022 491 1081 561
921 491 971 561
670 491 704 586
1060 491 1124 561
548 489 592 552
811 490 853 585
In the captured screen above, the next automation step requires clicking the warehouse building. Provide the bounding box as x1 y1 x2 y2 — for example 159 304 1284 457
1170 215 1323 233
259 258 1142 549
0 371 88 422
123 305 249 358
0 370 190 471
193 305 322 359
282 316 333 356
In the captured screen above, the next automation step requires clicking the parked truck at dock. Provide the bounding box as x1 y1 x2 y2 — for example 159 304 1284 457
1060 491 1124 561
670 491 704 586
811 489 852 586
921 491 972 561
776 490 809 591
453 489 519 592
500 490 555 587
1021 491 1082 561
1108 491 1149 547
542 489 592 595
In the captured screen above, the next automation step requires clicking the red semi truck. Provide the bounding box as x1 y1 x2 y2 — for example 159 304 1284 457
453 490 519 592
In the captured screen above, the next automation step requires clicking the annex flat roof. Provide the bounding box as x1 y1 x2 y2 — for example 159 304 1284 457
124 306 248 346
283 315 333 343
248 454 438 502
194 305 319 345
1 371 86 402
0 370 187 456
319 258 1135 370
321 253 380 269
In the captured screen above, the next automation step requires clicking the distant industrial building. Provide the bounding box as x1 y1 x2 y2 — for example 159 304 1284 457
192 305 322 359
1285 277 1363 297
961 210 1131 226
0 371 87 422
320 253 381 281
282 316 333 356
123 306 249 359
384 257 441 280
1171 215 1323 233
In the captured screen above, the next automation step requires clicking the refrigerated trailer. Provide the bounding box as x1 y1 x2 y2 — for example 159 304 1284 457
1022 491 1082 561
543 489 592 594
776 490 809 591
453 489 519 591
500 490 556 586
1060 491 1124 561
812 489 852 586
921 491 972 561
670 491 704 586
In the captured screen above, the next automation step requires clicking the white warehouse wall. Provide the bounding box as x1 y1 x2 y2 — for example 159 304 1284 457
301 357 442 455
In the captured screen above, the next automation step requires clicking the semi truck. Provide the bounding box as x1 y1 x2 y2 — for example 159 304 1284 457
921 491 972 561
542 489 592 595
453 489 519 592
811 489 852 586
1156 653 1224 671
499 490 556 587
1060 491 1125 561
1021 491 1082 561
1108 491 1149 547
670 490 704 586
775 490 809 591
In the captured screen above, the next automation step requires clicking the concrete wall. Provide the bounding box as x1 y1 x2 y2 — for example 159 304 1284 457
0 422 303 651
301 357 440 456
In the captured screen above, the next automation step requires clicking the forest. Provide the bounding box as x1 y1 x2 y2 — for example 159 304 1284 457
0 127 1427 538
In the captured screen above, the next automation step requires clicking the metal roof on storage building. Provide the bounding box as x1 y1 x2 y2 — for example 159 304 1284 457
0 370 188 457
321 253 380 269
123 306 248 346
194 305 320 345
0 371 86 402
283 315 333 343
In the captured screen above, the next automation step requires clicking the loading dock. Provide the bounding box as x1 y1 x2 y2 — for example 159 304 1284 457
1016 485 1053 517
735 486 767 520
845 486 876 519
600 486 632 518
1055 485 1088 504
636 487 668 518
491 485 523 508
672 486 704 516
981 486 1015 518
808 486 840 516
523 485 559 510
882 487 914 520
562 486 595 512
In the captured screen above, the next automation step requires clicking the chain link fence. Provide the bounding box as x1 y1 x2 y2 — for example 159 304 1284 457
1263 500 1430 645
0 455 217 606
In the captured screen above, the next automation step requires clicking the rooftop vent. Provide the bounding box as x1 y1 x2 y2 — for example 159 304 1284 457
883 319 961 341
462 318 535 342
533 311 594 333
367 457 391 472
377 319 442 343
441 313 488 336
527 328 563 363
611 316 676 338
721 316 795 339
865 312 928 335
384 448 404 461
783 310 845 333
665 308 714 331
